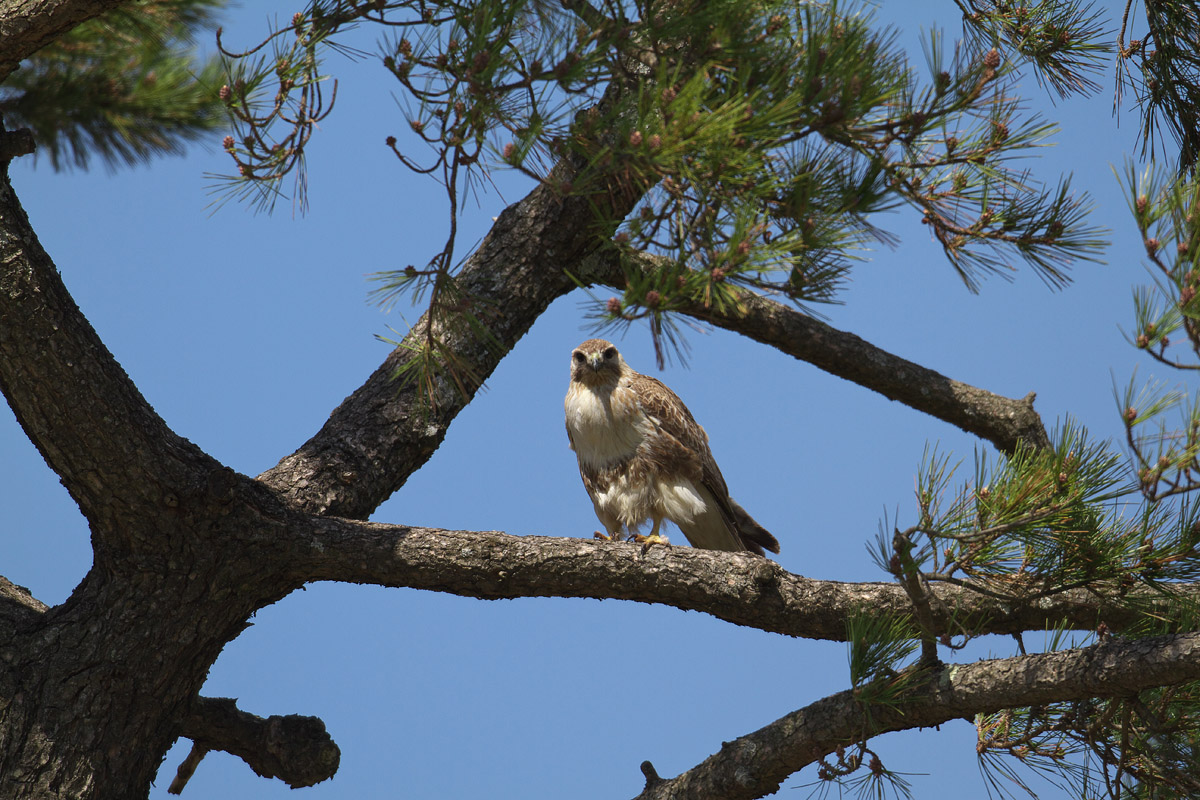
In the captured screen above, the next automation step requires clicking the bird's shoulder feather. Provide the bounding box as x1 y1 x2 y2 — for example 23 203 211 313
623 370 730 496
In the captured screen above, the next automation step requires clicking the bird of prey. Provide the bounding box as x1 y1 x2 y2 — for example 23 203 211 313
564 338 780 556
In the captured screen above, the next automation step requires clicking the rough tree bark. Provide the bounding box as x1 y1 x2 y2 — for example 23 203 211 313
0 0 129 80
0 150 304 792
0 121 638 796
1 2 1197 799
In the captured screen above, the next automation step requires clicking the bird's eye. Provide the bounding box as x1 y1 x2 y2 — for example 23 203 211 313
573 351 585 363
603 347 616 360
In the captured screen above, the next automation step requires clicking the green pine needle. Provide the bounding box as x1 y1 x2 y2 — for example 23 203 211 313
0 0 227 171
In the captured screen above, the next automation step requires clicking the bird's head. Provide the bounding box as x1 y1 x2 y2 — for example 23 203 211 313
570 339 625 386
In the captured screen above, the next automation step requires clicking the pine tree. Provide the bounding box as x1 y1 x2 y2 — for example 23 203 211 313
4 1 1200 798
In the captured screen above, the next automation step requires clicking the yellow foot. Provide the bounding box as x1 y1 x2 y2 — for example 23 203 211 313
593 531 618 541
631 533 670 553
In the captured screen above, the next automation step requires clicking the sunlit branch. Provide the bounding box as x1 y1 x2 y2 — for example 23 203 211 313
293 517 1200 642
633 630 1200 800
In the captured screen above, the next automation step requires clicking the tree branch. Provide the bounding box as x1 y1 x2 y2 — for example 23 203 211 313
0 160 218 538
292 517 1196 642
587 251 1050 455
632 631 1200 800
0 0 129 81
171 696 339 793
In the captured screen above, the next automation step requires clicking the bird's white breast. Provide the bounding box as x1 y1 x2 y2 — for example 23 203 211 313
564 382 643 467
566 377 718 538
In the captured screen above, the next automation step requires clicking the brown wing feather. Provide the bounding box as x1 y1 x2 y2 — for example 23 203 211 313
625 369 780 555
624 371 726 491
624 369 747 534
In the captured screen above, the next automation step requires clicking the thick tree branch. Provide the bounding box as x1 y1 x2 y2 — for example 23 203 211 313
588 251 1050 454
630 630 1200 800
291 518 1197 642
171 697 339 793
693 297 1051 454
0 163 218 539
0 0 129 81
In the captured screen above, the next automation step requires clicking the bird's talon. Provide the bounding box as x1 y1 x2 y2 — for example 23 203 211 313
633 533 670 553
594 531 616 541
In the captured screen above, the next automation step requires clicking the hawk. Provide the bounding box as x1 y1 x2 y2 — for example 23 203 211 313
564 338 780 556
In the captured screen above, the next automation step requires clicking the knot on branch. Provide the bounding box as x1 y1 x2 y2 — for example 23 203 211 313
640 760 663 788
205 466 239 504
751 557 783 588
172 696 340 793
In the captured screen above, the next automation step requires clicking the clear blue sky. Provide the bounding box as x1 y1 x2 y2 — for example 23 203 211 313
0 1 1167 797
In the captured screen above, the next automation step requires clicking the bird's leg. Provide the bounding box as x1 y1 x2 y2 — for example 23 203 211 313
631 518 670 552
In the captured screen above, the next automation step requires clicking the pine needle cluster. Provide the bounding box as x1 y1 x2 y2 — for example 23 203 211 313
0 0 226 171
211 0 1111 394
1116 0 1200 164
827 141 1200 799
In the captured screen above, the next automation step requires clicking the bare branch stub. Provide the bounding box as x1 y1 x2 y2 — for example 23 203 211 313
177 697 341 790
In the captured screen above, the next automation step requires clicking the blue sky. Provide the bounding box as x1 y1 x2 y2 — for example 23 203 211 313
0 1 1171 797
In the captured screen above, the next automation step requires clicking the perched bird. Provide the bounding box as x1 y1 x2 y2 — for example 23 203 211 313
564 338 780 556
